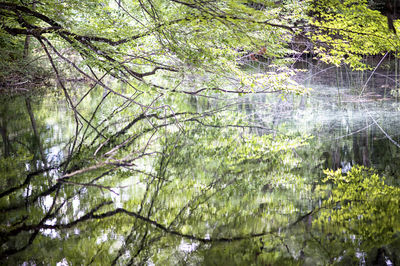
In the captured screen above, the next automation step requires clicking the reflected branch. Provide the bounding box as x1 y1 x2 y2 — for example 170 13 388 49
0 165 61 199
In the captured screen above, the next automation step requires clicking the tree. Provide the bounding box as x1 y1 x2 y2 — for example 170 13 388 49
307 0 400 69
1 0 400 264
0 0 306 93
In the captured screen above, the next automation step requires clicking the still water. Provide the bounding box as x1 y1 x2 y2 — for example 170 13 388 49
1 76 400 265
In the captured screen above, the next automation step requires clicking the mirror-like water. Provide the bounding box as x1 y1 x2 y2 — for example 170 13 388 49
1 70 400 265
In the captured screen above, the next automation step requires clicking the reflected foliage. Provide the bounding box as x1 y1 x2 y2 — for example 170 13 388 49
0 90 313 265
2 83 400 264
315 166 400 265
320 166 400 245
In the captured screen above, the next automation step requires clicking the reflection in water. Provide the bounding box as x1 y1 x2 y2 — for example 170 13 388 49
1 80 400 265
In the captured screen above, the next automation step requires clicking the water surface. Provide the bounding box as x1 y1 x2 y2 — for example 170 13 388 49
1 76 400 265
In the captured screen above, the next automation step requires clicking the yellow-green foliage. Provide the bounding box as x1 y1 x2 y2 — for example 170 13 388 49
308 0 400 69
316 166 400 247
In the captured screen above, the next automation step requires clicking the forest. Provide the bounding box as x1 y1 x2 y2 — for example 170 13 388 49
1 0 400 265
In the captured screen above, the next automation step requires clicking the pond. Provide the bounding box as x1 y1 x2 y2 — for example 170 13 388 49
1 67 400 265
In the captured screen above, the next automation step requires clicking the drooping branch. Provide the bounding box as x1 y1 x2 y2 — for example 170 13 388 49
0 2 182 81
